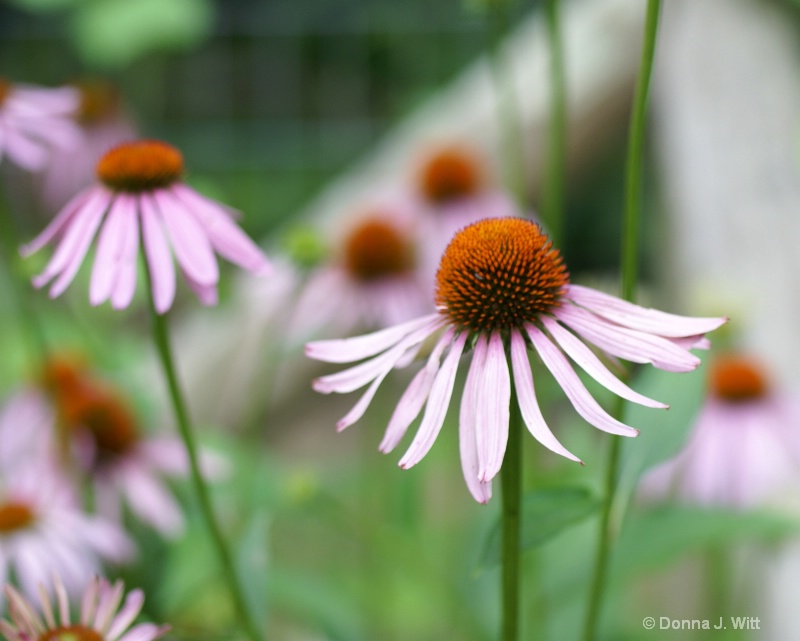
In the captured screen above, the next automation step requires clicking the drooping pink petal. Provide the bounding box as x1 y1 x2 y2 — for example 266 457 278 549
109 195 141 309
89 195 136 307
140 194 176 314
526 325 639 437
335 369 390 432
120 466 184 537
54 573 71 625
106 590 144 641
93 580 124 634
379 328 454 453
80 578 99 626
116 623 169 641
554 303 701 372
510 330 581 462
171 184 270 274
542 317 667 409
313 323 439 394
476 332 510 483
459 333 492 503
4 127 49 170
398 331 467 469
180 270 218 306
21 188 94 257
36 584 55 629
306 313 443 363
31 188 109 290
153 189 218 287
565 284 727 337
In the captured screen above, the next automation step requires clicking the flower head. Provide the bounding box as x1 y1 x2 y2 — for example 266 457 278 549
640 354 800 508
292 206 432 338
23 139 270 313
307 218 727 503
0 79 80 171
0 459 133 601
0 574 168 641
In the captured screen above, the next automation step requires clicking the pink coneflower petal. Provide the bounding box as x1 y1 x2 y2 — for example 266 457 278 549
336 369 390 432
555 303 701 372
32 188 109 290
122 466 184 537
313 323 439 394
80 577 99 625
509 329 581 462
460 333 492 504
20 189 93 257
140 194 176 314
37 584 55 628
306 313 442 363
106 589 144 641
153 189 218 287
117 622 168 641
90 194 137 307
109 196 141 309
4 128 48 170
527 325 639 437
171 184 269 274
398 331 467 469
94 580 124 634
542 316 667 409
476 332 510 483
379 328 454 453
180 270 218 306
54 576 70 625
566 285 727 337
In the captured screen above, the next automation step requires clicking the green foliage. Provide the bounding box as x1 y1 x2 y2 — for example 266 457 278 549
69 0 213 69
479 486 601 569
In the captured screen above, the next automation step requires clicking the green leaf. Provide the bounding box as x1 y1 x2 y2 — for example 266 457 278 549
613 504 799 579
235 511 271 637
479 486 601 570
70 0 213 69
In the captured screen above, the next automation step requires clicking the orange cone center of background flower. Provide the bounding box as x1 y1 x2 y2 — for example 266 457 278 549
710 355 768 402
343 217 414 281
0 79 9 107
436 218 569 333
0 501 36 533
96 140 183 192
76 80 120 124
419 148 481 203
38 625 104 641
70 392 139 460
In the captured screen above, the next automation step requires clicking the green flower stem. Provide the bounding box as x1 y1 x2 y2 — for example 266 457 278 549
144 280 262 641
487 1 528 207
581 2 662 640
543 0 567 246
501 382 523 641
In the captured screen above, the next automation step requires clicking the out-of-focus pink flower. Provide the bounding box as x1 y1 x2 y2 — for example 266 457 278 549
640 354 800 508
22 139 270 313
0 574 169 641
0 461 133 602
307 218 727 503
292 205 432 339
38 79 138 212
0 79 81 171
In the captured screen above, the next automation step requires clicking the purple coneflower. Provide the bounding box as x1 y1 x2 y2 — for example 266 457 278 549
0 79 80 171
307 218 726 503
22 139 270 313
0 463 133 602
292 207 431 338
641 354 800 508
0 574 169 641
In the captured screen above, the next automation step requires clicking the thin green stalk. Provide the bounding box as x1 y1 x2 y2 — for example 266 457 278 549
581 2 662 640
543 0 567 246
144 279 262 641
486 1 528 207
501 383 523 641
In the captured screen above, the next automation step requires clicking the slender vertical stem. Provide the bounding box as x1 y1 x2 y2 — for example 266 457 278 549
501 382 523 641
487 1 528 207
581 2 662 640
543 0 567 246
144 281 262 641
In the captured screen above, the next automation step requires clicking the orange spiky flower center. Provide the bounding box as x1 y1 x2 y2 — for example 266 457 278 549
343 217 414 281
75 80 120 124
68 390 139 461
38 625 104 641
96 140 183 192
710 355 768 402
435 218 569 333
419 148 481 204
0 501 36 534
